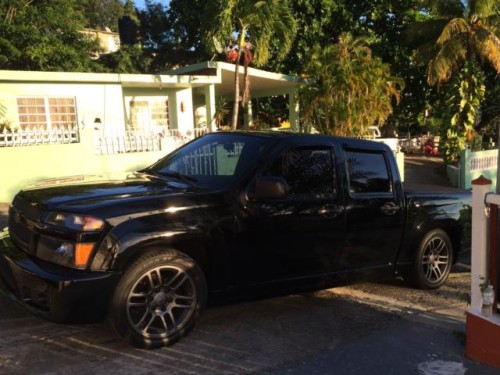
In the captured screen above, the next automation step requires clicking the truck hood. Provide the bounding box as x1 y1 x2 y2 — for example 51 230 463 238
17 172 202 211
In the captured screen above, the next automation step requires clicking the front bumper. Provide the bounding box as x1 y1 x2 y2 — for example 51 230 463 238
0 228 120 322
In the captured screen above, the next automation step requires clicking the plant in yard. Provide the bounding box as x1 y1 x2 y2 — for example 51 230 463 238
300 33 404 136
0 102 16 133
439 62 486 162
214 96 231 129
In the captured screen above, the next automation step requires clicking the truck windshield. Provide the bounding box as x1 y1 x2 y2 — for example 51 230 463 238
147 133 275 190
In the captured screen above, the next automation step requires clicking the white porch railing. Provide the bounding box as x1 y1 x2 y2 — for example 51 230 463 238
95 130 161 155
95 127 209 155
470 152 498 172
0 127 80 147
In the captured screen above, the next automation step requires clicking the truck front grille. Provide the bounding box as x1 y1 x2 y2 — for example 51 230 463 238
12 196 42 221
9 197 42 255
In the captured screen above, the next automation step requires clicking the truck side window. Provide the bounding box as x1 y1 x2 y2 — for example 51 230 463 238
346 150 392 194
264 147 335 196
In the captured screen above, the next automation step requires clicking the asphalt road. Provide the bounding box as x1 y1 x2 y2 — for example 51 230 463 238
0 155 498 374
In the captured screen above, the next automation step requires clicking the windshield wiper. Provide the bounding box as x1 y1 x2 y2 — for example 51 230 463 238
142 168 198 185
159 171 198 184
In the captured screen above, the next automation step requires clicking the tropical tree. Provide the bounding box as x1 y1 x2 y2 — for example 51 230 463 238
80 0 124 31
137 0 210 71
0 0 103 71
301 33 404 137
427 0 500 85
409 0 500 161
202 0 297 129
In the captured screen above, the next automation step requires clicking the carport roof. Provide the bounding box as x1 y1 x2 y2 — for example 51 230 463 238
166 61 303 97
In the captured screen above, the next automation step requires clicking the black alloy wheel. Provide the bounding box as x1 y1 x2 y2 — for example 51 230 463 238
409 229 453 290
110 250 207 348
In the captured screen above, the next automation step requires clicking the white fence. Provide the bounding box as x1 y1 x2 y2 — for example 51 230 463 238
0 127 79 147
95 131 162 155
470 152 498 172
1 127 208 155
95 129 209 155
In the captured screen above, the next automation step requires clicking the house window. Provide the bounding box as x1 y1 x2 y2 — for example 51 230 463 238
17 97 77 131
129 98 169 133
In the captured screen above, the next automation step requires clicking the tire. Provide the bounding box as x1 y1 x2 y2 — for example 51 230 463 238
407 229 453 290
109 250 207 349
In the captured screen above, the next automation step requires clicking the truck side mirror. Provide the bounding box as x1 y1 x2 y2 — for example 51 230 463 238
254 176 288 200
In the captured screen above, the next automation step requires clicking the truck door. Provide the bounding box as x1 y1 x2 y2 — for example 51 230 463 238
341 147 404 272
232 144 345 285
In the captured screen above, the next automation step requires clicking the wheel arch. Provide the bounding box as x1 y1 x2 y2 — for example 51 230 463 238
399 218 462 265
111 233 212 284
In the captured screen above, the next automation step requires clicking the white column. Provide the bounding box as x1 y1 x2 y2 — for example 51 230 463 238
288 89 299 132
471 177 493 310
171 88 194 134
204 84 216 132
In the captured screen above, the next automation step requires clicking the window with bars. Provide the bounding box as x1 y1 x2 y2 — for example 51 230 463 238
129 98 169 132
17 97 77 131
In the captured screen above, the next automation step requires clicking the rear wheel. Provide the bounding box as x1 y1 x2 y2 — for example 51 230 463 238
110 250 207 348
407 229 453 290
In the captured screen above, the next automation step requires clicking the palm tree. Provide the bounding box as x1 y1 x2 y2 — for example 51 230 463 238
405 0 500 161
427 0 500 85
301 33 404 137
202 0 297 129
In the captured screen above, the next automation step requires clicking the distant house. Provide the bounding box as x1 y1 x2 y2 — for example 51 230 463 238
0 61 302 202
81 28 121 58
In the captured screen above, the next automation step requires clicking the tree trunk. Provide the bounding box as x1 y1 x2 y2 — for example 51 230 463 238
231 57 241 130
231 30 247 130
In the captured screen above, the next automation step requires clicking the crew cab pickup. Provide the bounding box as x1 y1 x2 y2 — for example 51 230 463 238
0 132 471 348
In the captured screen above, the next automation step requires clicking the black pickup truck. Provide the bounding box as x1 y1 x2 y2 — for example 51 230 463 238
0 131 470 348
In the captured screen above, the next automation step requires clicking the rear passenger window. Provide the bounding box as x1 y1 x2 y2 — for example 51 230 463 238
264 147 335 196
346 150 392 194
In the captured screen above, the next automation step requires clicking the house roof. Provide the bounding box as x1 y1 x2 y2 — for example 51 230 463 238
0 70 220 89
0 61 302 96
166 61 302 98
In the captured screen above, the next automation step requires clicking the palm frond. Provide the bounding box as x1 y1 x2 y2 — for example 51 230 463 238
402 18 453 47
473 25 500 72
428 38 466 84
472 0 498 18
437 17 470 45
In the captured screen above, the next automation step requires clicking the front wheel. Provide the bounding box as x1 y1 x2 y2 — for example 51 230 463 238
407 229 453 290
110 250 207 348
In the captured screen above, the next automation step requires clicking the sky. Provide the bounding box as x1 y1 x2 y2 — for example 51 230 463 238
134 0 170 10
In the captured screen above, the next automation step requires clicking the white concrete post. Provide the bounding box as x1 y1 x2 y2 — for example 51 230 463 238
204 84 217 132
471 177 493 310
288 89 299 132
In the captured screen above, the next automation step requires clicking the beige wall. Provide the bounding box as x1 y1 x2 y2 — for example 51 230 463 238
0 129 175 203
0 82 126 132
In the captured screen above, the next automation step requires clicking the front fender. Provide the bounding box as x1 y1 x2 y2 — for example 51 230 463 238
89 211 232 291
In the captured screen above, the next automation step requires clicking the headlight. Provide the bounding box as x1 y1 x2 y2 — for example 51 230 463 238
39 212 105 269
43 212 105 231
39 240 96 269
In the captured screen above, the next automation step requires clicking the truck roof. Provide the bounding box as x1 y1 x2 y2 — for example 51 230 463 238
213 130 391 151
